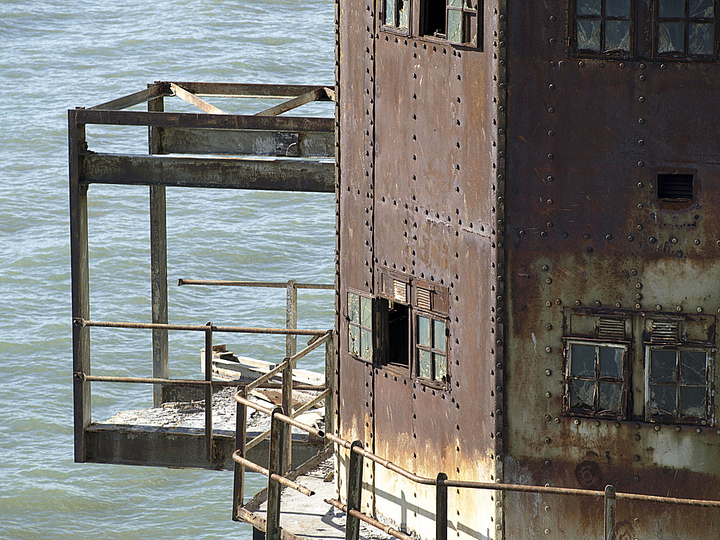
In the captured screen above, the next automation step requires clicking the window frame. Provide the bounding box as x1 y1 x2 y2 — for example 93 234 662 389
415 311 450 387
563 339 631 420
654 0 719 60
644 345 714 425
382 0 411 34
346 290 374 363
570 0 635 58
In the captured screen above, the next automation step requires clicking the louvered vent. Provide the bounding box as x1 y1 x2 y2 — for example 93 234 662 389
651 321 679 344
393 279 407 303
417 288 432 311
598 318 625 340
658 173 693 201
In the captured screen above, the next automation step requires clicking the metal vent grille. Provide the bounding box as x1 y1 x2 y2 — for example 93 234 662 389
658 173 693 201
598 318 625 340
651 321 679 344
417 288 431 311
393 279 407 303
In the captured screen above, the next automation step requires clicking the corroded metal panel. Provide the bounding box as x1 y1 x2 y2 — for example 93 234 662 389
504 1 720 538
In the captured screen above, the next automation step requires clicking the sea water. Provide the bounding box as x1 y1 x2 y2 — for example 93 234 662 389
0 1 335 538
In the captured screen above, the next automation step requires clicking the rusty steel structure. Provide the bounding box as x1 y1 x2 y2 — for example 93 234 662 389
70 1 720 539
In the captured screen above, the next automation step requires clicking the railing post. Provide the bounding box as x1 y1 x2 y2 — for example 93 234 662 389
345 440 364 540
70 108 91 463
324 332 335 437
605 485 616 540
148 90 168 407
232 386 247 520
204 323 213 462
267 406 285 540
436 472 448 540
282 279 297 473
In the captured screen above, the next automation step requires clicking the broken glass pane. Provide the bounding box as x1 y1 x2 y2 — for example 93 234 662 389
448 0 463 6
398 0 409 29
606 0 631 17
419 350 432 379
447 9 463 43
689 0 714 17
434 319 446 351
680 386 707 418
650 349 677 383
385 0 396 26
659 0 687 18
577 19 602 51
570 379 595 409
689 23 714 54
599 381 622 412
361 296 372 328
577 0 601 16
418 316 431 347
348 293 359 323
599 346 623 378
349 324 359 356
361 329 373 361
658 22 686 53
605 20 631 51
680 350 706 384
571 344 596 377
434 353 447 382
649 384 677 415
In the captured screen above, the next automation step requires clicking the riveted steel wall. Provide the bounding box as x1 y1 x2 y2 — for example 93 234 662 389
505 1 720 538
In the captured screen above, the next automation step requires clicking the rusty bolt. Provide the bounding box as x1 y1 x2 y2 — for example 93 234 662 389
655 304 662 310
638 117 645 124
630 268 638 275
547 198 553 205
545 301 552 307
654 425 661 432
545 346 552 353
697 306 704 313
639 95 645 102
547 175 554 182
636 224 643 230
545 392 552 398
545 437 552 445
671 237 678 244
574 418 580 425
635 303 642 309
615 302 622 308
676 306 682 312
546 369 552 376
574 299 581 306
636 293 642 300
546 277 552 284
544 414 552 421
542 264 549 271
595 301 602 307
694 238 701 245
555 298 562 305
636 282 642 289
546 323 553 330
544 529 550 535
639 74 646 81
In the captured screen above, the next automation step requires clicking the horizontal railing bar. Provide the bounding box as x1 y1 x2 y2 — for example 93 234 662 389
165 82 334 99
76 374 323 391
74 318 328 336
178 278 334 290
75 108 333 132
255 88 327 117
291 388 330 418
234 392 720 509
232 453 314 496
89 84 171 111
325 499 412 540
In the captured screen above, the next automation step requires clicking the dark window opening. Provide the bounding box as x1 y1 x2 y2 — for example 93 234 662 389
422 0 447 38
378 297 411 371
656 0 716 57
384 0 410 30
658 173 694 200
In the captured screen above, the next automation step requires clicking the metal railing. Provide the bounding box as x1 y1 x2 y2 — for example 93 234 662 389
232 394 720 540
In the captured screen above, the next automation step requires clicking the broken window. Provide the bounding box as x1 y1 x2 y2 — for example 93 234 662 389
421 0 481 46
657 0 716 56
565 341 629 418
416 314 448 383
646 347 711 423
657 172 694 201
347 292 373 362
384 0 410 31
574 0 633 53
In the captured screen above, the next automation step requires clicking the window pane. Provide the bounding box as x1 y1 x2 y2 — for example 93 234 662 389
434 353 447 382
570 379 595 409
689 0 714 17
361 329 373 361
577 0 601 16
419 350 432 379
570 344 596 377
680 386 707 418
659 0 687 18
606 0 631 17
599 381 623 412
605 20 631 51
348 293 359 323
385 0 396 25
418 316 431 347
361 296 372 328
448 0 463 6
649 384 677 415
658 22 686 53
689 23 714 54
599 346 623 378
349 324 359 356
447 9 463 43
577 19 602 51
650 350 677 382
680 351 707 384
434 319 446 351
398 0 409 29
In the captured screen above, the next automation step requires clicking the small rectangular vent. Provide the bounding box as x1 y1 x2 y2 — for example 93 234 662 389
417 288 432 311
658 173 693 201
651 321 679 344
393 279 407 303
598 318 625 340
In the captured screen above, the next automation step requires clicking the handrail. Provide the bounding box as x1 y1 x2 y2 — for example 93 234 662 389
178 278 333 290
74 318 327 336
